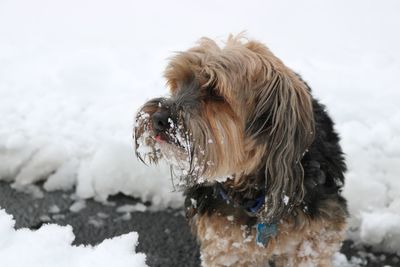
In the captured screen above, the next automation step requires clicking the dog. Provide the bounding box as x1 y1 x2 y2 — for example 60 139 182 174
134 35 348 267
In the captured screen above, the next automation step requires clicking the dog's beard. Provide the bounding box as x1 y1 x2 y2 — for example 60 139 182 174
135 109 210 189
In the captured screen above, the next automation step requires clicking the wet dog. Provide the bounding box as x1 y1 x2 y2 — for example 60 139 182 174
134 35 347 266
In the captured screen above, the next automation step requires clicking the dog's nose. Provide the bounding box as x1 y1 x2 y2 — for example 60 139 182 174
152 110 170 132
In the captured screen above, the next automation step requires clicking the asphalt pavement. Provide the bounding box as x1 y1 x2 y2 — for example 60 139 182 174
0 181 398 267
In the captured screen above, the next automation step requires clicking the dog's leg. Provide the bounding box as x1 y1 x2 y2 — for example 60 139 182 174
290 235 344 267
280 219 346 267
194 214 273 267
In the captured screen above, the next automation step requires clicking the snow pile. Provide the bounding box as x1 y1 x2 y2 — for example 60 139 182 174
333 253 365 267
359 212 400 253
297 59 400 253
0 209 147 267
0 0 399 253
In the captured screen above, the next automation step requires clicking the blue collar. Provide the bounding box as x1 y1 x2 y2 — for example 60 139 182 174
248 195 264 213
217 183 265 214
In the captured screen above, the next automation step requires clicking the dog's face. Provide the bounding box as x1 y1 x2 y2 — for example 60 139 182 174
134 36 315 220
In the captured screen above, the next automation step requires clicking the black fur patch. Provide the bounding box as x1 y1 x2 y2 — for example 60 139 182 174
184 95 347 224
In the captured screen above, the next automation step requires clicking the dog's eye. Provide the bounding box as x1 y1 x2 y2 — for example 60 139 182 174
205 87 224 102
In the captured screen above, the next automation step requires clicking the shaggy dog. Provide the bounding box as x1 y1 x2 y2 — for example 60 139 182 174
134 35 347 267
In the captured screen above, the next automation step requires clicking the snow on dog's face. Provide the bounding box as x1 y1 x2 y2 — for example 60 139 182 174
134 52 255 186
134 35 315 220
133 76 240 187
134 92 202 187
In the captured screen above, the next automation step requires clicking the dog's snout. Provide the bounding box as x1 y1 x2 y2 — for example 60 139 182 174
152 110 170 132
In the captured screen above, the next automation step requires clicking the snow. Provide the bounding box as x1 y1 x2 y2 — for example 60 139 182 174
69 200 87 213
0 0 399 254
0 209 147 267
49 204 61 214
333 253 367 267
359 212 400 252
117 204 147 213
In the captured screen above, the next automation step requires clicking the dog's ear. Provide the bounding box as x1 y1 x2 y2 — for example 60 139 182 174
245 48 315 221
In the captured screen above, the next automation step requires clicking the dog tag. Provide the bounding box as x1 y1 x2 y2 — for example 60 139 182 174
256 222 277 246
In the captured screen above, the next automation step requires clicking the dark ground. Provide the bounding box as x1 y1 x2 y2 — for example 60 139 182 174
0 181 398 267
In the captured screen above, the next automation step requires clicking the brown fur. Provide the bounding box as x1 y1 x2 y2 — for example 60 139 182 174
194 199 346 267
164 35 314 220
134 34 346 266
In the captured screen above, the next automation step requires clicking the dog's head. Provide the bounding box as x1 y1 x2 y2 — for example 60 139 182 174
134 35 314 221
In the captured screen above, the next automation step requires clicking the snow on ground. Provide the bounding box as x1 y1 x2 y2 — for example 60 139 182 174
0 209 147 267
0 0 399 254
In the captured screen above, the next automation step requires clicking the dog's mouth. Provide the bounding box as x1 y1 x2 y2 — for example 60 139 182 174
154 132 167 143
135 111 192 162
153 126 186 149
135 108 214 189
153 126 192 162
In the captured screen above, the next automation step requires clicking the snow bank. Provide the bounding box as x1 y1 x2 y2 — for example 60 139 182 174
0 209 147 267
297 59 400 253
0 0 399 253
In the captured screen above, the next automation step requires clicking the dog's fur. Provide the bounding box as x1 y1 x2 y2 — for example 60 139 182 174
134 35 347 266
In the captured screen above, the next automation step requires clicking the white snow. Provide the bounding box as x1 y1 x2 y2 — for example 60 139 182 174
49 204 61 214
333 253 366 267
0 0 399 254
283 195 290 206
359 211 400 252
0 209 147 267
69 200 87 213
117 204 147 213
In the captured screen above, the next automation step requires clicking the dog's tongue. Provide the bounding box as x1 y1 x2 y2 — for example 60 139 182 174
155 134 164 142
